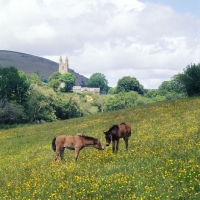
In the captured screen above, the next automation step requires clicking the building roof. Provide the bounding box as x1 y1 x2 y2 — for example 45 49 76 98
72 86 100 93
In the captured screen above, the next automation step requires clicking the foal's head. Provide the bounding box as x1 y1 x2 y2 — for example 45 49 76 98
104 131 111 146
104 125 118 146
93 139 105 150
81 135 104 150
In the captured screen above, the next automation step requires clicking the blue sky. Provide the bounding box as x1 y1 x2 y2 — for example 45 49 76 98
140 0 200 17
0 0 200 89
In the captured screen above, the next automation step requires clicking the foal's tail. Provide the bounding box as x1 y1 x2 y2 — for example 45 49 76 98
52 137 57 152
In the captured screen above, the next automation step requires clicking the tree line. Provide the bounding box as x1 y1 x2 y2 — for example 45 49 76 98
0 63 200 126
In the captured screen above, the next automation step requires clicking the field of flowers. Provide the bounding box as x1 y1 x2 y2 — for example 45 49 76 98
0 98 200 199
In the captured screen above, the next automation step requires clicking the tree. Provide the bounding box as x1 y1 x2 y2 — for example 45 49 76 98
55 94 83 119
91 93 106 112
65 97 83 118
116 76 145 95
108 87 116 94
0 66 30 105
48 79 61 92
26 73 43 86
155 77 187 101
86 73 109 93
48 72 75 92
48 72 61 82
0 98 25 124
158 81 172 92
158 76 186 94
104 91 141 111
26 87 57 122
145 84 186 102
59 73 75 92
175 63 200 96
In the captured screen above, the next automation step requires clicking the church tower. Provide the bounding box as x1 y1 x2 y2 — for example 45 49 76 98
59 56 68 74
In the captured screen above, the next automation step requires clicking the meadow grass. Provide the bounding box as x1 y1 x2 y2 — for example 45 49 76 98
0 98 200 199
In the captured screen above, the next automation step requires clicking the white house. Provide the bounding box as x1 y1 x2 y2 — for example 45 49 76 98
72 86 100 94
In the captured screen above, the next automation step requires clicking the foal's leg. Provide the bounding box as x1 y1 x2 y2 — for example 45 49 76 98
112 141 116 152
116 139 119 151
54 150 60 163
123 137 129 150
60 148 65 163
74 148 80 162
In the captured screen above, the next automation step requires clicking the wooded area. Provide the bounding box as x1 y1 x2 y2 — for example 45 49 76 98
1 63 199 126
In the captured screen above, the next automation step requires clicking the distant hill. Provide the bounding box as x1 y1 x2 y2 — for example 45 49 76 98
0 50 88 86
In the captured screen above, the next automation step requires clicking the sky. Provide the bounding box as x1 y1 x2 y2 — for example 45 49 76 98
0 0 200 89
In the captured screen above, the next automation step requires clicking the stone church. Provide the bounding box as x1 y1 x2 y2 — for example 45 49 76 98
58 56 68 74
58 56 100 93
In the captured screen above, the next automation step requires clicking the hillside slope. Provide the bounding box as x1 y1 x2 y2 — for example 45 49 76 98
1 98 200 199
0 50 88 86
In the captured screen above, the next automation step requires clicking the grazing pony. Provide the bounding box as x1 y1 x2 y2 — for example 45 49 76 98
104 122 131 152
52 135 104 163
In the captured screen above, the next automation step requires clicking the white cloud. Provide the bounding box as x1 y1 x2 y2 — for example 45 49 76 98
16 23 56 43
1 0 200 88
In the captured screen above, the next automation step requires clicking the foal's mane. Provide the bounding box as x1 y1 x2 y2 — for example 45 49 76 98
80 135 98 141
108 124 119 131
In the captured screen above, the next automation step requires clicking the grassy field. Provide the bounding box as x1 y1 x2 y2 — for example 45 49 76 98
0 98 200 199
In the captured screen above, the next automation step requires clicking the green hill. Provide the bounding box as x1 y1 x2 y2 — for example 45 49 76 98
0 98 200 199
0 50 88 86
